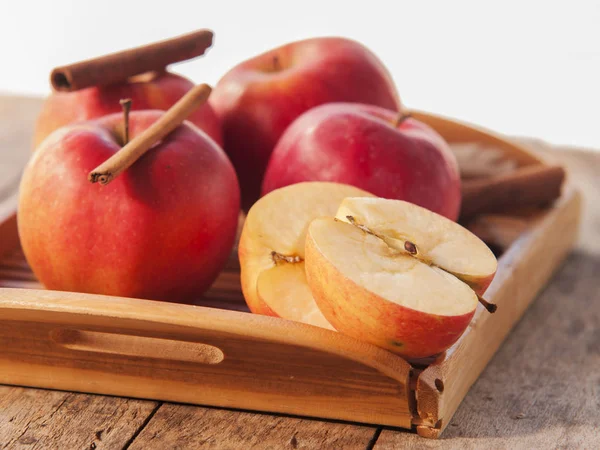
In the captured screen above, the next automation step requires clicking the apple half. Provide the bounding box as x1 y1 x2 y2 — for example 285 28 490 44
238 182 372 329
305 197 497 359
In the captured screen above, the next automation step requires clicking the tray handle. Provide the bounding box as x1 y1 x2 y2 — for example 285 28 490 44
0 287 414 429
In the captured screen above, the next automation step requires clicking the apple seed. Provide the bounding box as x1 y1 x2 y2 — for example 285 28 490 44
404 241 418 255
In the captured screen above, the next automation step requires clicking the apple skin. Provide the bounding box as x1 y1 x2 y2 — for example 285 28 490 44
19 111 240 303
237 215 276 316
262 103 461 221
210 37 401 210
456 272 495 297
304 231 475 359
238 264 279 316
238 249 278 317
34 72 223 149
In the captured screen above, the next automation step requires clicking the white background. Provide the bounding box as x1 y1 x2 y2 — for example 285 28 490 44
2 0 599 149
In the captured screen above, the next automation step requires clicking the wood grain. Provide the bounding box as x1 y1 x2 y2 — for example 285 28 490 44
128 404 379 450
0 385 158 449
0 288 413 429
375 249 600 449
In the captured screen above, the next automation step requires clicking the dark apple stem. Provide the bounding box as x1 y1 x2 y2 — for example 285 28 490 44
477 294 497 313
273 55 281 71
394 111 412 127
271 251 302 265
120 98 132 145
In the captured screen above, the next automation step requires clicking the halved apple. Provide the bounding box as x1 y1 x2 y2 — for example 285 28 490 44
304 197 497 359
238 182 372 328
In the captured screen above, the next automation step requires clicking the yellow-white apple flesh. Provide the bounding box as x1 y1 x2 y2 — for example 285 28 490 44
336 197 497 295
305 197 497 359
239 182 372 328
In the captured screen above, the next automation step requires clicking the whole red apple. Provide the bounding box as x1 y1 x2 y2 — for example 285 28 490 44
34 71 223 149
262 103 461 220
19 110 240 303
210 37 401 210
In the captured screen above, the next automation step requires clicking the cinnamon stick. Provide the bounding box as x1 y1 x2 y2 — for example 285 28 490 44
460 164 565 220
89 83 212 185
51 29 213 92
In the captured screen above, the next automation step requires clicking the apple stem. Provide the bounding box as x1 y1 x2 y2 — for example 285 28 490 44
88 83 212 185
120 98 132 145
394 111 412 127
271 251 303 265
273 55 281 71
477 294 497 313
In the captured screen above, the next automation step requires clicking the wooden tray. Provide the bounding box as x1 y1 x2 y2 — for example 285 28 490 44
0 110 581 439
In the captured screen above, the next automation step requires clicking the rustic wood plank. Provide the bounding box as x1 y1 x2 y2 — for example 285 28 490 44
128 404 379 450
0 385 159 449
375 250 600 449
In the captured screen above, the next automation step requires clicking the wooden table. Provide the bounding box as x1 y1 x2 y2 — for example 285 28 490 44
1 95 599 449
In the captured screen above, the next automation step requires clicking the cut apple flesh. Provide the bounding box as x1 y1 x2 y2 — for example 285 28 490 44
308 218 479 316
304 197 498 359
238 182 372 328
336 197 497 295
256 263 333 329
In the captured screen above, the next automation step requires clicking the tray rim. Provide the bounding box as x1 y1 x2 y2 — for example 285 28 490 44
413 185 581 437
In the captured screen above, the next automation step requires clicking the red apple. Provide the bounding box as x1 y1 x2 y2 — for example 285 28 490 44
19 110 240 303
262 103 461 221
210 37 401 210
34 71 222 149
